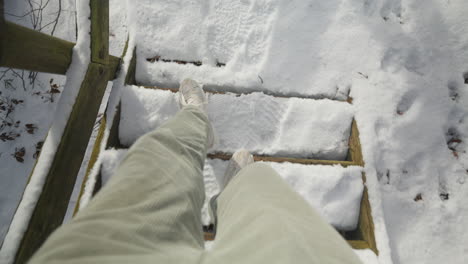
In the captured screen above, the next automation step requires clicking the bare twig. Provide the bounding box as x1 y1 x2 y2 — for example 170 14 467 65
50 0 61 36
10 69 27 91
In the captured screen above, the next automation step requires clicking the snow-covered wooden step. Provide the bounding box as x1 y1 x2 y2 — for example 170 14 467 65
120 85 355 160
99 149 364 231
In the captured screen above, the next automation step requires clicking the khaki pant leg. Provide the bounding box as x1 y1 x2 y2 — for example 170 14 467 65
205 163 362 264
30 106 210 264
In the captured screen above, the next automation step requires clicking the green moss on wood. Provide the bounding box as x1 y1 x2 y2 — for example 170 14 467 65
72 116 107 216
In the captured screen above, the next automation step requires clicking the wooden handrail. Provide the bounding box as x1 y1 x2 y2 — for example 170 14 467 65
0 21 120 78
0 21 74 74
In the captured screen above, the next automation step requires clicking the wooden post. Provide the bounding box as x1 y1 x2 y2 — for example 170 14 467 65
108 55 121 79
14 64 110 263
14 0 113 262
90 0 109 64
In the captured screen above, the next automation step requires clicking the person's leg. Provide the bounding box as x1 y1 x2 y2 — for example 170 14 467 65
205 163 363 264
30 105 210 263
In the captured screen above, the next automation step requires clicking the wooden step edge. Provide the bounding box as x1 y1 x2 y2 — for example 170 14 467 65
208 152 357 167
204 232 215 241
145 56 226 67
138 85 352 103
347 240 370 249
204 233 372 250
111 147 358 167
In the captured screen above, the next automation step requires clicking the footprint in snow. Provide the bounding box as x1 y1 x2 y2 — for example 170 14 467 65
396 91 417 116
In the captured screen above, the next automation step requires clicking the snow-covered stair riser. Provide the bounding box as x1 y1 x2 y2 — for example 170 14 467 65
99 149 364 231
120 85 355 160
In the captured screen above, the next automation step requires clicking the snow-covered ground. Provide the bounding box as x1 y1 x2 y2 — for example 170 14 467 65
1 0 468 264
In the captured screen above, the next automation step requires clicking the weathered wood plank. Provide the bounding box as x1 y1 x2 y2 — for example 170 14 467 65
0 0 5 60
90 0 109 64
14 63 110 264
0 21 74 74
204 232 215 241
348 121 378 253
0 21 120 77
108 55 121 79
344 121 379 253
125 47 137 85
344 176 379 254
358 176 379 254
106 102 122 148
0 0 4 21
208 152 355 167
348 240 370 249
204 232 372 247
348 119 364 166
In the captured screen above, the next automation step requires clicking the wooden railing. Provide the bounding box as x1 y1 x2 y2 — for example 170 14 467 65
0 0 121 262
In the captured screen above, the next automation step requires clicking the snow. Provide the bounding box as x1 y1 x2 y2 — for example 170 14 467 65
0 75 65 245
268 162 363 230
355 249 380 264
133 0 354 100
98 148 364 230
120 86 354 160
100 148 129 185
347 1 468 263
109 0 129 57
4 0 77 42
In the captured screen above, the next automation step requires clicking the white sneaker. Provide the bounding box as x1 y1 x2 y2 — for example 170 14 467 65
218 149 254 189
178 78 208 110
178 78 215 148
